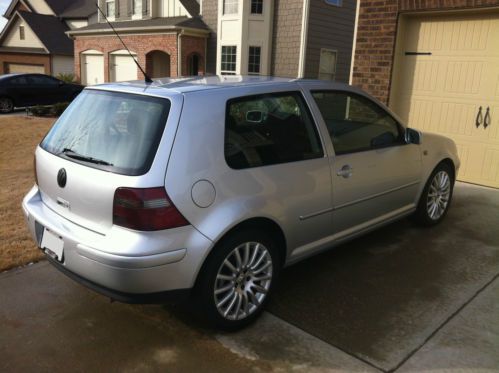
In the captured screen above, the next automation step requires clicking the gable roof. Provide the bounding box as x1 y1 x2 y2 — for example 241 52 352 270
18 11 73 55
3 0 34 18
44 0 96 19
179 0 200 16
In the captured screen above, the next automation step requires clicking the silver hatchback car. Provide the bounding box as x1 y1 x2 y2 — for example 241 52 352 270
23 76 460 329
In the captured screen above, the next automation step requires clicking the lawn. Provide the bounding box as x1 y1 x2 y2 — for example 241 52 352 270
0 115 55 272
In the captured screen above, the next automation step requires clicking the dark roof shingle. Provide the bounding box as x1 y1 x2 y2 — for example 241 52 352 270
45 0 96 18
179 0 200 16
19 11 73 55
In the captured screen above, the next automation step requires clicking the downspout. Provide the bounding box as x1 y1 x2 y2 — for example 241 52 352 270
349 0 361 84
298 0 310 78
177 29 184 77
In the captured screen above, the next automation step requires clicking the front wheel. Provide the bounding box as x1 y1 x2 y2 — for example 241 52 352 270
196 230 279 330
0 97 14 113
414 163 454 226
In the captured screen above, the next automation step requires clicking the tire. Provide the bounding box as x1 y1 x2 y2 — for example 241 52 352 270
0 97 14 114
196 229 280 330
413 162 455 226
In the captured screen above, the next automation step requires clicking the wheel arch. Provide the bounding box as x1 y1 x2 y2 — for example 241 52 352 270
193 216 287 289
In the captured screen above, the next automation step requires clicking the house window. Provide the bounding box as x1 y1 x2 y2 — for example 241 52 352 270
325 0 342 6
132 0 142 16
318 49 337 81
251 0 263 14
223 0 238 15
248 46 261 75
106 0 115 17
221 46 237 75
19 25 25 40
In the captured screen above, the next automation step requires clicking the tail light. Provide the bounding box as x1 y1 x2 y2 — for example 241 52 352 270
34 154 38 185
113 187 189 231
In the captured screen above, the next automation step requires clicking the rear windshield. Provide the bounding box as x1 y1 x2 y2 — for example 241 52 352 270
41 90 171 176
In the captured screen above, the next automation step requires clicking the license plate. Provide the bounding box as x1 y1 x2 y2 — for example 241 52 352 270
40 228 64 261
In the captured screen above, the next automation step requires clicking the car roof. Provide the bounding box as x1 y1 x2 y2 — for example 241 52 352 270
88 75 353 97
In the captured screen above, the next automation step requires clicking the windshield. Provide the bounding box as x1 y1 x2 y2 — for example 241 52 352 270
41 90 171 176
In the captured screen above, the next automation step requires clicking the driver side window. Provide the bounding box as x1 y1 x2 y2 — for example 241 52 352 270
312 91 404 155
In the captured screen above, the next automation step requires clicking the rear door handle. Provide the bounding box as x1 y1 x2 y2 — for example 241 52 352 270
337 165 353 178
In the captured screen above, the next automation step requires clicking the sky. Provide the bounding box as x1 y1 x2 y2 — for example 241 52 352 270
0 0 11 32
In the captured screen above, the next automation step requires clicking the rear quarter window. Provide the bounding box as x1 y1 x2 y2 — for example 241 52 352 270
41 90 171 176
225 92 324 169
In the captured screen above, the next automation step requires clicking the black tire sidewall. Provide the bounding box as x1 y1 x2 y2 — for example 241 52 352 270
0 97 14 113
416 163 454 226
196 229 280 331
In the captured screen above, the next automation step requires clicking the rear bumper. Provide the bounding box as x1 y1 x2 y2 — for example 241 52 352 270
22 185 213 298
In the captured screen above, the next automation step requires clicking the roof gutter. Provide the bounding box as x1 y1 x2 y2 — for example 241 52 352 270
66 25 210 37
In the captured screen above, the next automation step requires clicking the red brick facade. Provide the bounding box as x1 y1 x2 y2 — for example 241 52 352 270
74 33 206 83
352 0 499 104
0 53 50 74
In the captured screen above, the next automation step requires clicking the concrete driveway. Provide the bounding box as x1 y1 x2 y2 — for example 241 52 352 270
1 183 498 372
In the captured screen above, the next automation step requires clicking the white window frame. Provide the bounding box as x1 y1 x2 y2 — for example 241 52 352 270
132 0 142 19
221 45 237 75
106 0 116 20
318 48 337 81
223 0 238 15
250 0 263 14
325 0 342 6
19 25 25 40
248 46 261 75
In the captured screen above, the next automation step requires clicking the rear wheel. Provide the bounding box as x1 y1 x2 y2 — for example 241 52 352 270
414 163 454 226
196 230 279 330
0 97 14 113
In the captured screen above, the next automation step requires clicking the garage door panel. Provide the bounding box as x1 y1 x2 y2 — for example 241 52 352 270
110 53 138 82
81 53 104 86
391 12 499 188
6 63 44 74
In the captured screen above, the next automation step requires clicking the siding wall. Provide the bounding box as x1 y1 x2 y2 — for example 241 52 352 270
201 0 218 73
271 0 303 77
304 0 356 82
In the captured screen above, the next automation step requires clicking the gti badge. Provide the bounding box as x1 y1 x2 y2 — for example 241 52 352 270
57 168 67 188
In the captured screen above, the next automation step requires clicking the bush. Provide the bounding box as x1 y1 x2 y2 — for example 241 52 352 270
56 73 77 84
28 102 69 117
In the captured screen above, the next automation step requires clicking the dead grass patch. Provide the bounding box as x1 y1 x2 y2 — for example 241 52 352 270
0 115 55 272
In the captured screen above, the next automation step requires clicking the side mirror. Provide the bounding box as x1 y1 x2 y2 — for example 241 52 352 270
405 128 422 145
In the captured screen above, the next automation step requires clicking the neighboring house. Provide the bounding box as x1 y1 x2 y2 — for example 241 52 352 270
351 0 499 189
202 0 357 80
67 0 209 85
67 0 357 84
0 0 97 75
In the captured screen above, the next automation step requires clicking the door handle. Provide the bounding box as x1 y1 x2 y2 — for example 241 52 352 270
475 106 483 128
484 107 491 129
337 165 353 178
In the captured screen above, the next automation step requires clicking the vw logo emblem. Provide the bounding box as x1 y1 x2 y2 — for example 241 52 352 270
57 168 67 188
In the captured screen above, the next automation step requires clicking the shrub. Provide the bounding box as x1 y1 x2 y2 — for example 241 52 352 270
29 105 51 117
56 73 77 84
28 102 70 117
51 102 70 116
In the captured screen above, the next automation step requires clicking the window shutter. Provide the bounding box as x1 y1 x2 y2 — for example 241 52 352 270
128 0 132 16
116 0 120 17
142 0 148 16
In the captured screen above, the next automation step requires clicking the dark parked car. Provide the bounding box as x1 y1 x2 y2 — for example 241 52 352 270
0 73 83 114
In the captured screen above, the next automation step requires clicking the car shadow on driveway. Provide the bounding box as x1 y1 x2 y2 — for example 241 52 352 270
266 183 499 371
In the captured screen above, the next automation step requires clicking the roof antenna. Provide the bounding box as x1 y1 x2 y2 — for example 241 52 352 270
95 2 153 83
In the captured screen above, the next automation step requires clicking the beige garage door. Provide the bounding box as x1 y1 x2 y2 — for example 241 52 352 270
110 50 138 82
390 12 499 188
81 51 104 86
6 63 44 74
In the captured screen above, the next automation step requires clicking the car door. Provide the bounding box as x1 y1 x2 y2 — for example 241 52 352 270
309 89 422 237
27 75 60 105
6 75 31 106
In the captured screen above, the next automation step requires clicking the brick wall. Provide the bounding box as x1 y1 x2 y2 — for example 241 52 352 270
0 53 51 74
74 33 206 82
271 0 304 77
181 35 206 75
352 0 499 104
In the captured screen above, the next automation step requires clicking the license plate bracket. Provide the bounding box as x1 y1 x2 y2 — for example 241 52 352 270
40 228 64 262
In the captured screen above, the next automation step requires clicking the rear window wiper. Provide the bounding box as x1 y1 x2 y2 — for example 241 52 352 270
60 148 114 166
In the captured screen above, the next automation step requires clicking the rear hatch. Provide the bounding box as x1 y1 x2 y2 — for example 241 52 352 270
36 88 181 234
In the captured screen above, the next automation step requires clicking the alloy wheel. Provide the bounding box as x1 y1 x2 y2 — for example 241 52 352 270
0 98 13 113
426 170 451 220
214 242 273 321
